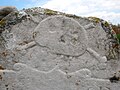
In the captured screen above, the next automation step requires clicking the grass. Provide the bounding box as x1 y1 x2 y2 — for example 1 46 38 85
116 34 120 43
112 24 120 43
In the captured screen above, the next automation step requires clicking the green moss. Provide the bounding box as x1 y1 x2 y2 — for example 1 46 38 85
116 34 120 43
44 9 58 15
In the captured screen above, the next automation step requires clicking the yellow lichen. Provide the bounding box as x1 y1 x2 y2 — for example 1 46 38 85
88 16 101 23
103 21 109 27
0 19 6 27
44 9 58 15
65 14 80 19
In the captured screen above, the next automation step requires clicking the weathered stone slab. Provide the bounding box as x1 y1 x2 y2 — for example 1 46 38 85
0 7 120 90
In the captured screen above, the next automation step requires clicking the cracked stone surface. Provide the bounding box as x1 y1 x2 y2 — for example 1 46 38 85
0 7 120 90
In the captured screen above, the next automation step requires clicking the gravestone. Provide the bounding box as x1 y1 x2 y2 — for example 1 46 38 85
0 7 120 90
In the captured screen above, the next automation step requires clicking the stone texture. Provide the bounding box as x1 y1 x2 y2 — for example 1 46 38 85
0 6 17 20
0 7 120 90
34 15 87 56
